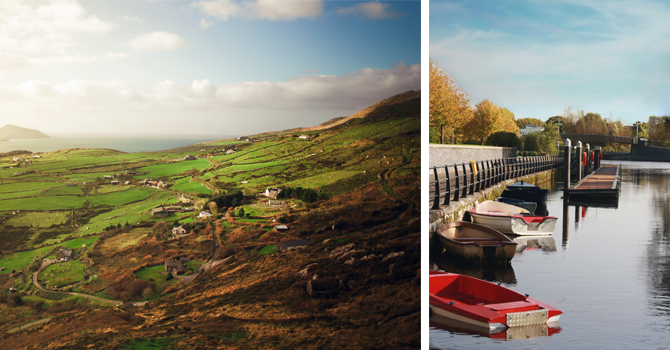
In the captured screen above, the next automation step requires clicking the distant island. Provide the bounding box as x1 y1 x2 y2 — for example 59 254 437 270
0 124 50 139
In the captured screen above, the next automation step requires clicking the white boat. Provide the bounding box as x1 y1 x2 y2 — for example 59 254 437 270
468 201 557 236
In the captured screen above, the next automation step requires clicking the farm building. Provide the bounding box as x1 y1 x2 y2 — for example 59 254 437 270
56 248 74 262
110 180 119 185
226 149 236 154
165 259 185 275
298 135 310 140
184 154 196 160
265 188 282 199
274 224 289 232
178 194 192 204
151 206 169 217
172 225 188 236
124 170 137 175
277 239 312 252
199 211 213 218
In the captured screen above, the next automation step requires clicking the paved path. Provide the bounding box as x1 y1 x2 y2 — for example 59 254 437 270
6 318 52 334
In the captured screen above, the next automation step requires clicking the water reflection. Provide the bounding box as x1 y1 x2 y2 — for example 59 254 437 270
646 169 670 318
433 252 516 284
430 314 561 342
513 235 557 252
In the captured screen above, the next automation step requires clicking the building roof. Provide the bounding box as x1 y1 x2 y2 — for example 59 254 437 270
275 224 289 230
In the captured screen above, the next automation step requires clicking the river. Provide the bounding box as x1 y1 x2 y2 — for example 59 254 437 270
429 161 670 349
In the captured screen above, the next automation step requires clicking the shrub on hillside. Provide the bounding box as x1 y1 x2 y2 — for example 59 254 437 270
486 131 521 148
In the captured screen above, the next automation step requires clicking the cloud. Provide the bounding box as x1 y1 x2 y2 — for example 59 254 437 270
0 0 113 53
190 0 323 21
0 63 420 134
199 18 215 28
0 51 128 71
128 31 188 51
337 1 401 20
122 15 144 23
304 69 321 74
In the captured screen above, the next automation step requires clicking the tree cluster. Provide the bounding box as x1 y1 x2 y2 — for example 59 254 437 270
276 187 319 202
211 189 244 208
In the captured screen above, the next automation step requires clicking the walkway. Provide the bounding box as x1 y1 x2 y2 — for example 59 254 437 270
566 164 620 199
6 317 52 334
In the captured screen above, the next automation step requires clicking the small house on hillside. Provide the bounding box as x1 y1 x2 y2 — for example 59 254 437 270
110 179 119 185
265 188 281 199
56 248 74 262
104 175 113 179
277 239 312 252
226 149 236 154
172 225 188 236
124 170 137 175
165 259 185 275
274 224 289 232
151 206 169 217
298 135 310 140
519 124 545 136
199 211 213 219
184 154 196 160
178 194 192 204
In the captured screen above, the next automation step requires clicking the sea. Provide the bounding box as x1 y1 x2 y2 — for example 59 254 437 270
0 133 238 154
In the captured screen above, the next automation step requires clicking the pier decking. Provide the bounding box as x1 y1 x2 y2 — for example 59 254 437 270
565 164 620 199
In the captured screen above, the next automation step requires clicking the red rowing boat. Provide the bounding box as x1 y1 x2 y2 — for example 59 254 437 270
429 271 562 333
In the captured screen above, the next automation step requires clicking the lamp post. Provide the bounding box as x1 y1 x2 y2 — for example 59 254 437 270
634 121 641 141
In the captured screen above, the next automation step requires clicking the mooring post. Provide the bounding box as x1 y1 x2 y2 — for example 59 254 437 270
575 141 583 182
585 143 590 174
595 146 601 168
563 138 571 189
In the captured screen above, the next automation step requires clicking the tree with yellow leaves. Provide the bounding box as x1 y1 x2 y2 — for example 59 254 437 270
429 59 473 143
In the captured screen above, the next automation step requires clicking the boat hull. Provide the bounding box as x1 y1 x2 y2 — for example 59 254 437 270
468 201 557 235
436 221 517 263
429 271 562 333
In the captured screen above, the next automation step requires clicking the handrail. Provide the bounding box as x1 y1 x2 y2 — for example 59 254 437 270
429 155 563 210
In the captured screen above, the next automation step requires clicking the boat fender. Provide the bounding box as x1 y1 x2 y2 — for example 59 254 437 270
590 151 594 162
582 152 587 166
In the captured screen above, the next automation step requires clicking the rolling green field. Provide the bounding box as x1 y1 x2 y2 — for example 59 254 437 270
44 186 83 196
0 236 98 274
134 159 211 179
39 260 86 288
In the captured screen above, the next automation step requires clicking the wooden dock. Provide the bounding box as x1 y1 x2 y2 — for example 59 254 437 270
565 164 620 199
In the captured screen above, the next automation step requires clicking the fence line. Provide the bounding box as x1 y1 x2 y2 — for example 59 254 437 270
429 156 563 210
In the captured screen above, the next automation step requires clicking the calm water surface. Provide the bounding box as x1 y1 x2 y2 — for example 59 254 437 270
0 133 237 153
430 161 670 349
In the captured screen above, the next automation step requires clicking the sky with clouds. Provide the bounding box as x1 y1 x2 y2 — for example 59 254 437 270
1 0 420 136
430 0 670 125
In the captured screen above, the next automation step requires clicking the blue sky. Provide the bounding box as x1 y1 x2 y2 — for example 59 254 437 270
430 0 670 125
0 0 420 135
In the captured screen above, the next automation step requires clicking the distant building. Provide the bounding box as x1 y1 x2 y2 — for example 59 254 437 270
151 206 169 217
519 124 545 136
277 239 312 252
165 259 185 275
274 224 289 232
265 188 281 199
199 211 213 218
184 154 196 160
172 225 188 236
56 248 74 262
110 180 119 185
298 135 310 140
226 149 236 154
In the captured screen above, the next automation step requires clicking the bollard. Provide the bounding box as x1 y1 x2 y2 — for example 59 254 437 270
575 141 583 182
585 143 590 174
563 138 571 190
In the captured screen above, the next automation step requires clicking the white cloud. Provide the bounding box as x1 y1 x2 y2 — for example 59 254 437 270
337 1 401 20
199 18 215 28
128 31 188 52
0 64 419 134
190 0 323 21
0 0 113 53
0 51 128 71
122 15 144 23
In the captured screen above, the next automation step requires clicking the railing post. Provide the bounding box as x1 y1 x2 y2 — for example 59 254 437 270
462 163 470 196
585 143 591 174
432 167 440 210
443 166 451 206
453 164 460 202
469 162 475 195
564 138 572 189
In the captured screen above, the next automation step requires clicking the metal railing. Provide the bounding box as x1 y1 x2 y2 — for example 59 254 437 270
429 156 563 210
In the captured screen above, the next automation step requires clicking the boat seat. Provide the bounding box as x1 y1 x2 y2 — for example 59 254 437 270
484 301 539 311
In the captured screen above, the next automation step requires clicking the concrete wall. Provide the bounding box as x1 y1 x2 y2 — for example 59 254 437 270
604 139 670 161
429 144 516 168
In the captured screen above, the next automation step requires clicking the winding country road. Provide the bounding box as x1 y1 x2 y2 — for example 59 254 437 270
32 259 123 306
